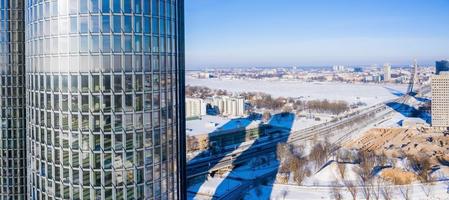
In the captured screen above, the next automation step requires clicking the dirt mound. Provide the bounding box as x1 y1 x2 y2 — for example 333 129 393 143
346 128 449 165
381 168 417 185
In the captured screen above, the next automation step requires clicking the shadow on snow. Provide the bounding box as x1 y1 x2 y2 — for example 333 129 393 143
386 102 431 124
187 112 295 199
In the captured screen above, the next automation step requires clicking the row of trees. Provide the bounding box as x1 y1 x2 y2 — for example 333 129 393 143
186 85 352 115
276 140 332 185
185 85 230 99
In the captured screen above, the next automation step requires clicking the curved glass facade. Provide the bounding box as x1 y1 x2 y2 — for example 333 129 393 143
0 0 26 199
25 0 184 199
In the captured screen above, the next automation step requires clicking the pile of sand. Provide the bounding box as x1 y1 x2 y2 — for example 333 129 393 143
346 128 449 165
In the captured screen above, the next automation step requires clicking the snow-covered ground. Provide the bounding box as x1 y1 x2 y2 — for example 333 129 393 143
187 78 408 106
245 181 449 200
186 114 330 136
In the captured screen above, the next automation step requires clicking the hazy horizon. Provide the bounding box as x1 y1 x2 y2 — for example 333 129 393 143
185 0 449 69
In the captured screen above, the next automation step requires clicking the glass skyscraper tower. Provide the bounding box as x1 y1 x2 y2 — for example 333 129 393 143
24 0 185 199
0 0 27 199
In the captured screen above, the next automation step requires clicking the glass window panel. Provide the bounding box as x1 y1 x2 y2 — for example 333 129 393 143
124 36 132 52
135 16 142 33
135 0 142 14
114 35 121 52
113 0 121 13
80 0 88 14
91 0 100 13
102 15 110 33
124 16 132 33
70 17 77 33
113 15 121 33
80 36 88 52
102 0 110 12
102 35 111 52
124 0 132 13
91 35 100 52
80 16 88 33
91 15 100 33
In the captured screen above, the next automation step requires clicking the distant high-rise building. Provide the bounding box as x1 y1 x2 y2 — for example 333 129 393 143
0 0 26 199
431 72 449 129
186 98 207 119
383 64 391 82
353 67 363 73
332 65 346 72
436 60 449 75
25 0 186 199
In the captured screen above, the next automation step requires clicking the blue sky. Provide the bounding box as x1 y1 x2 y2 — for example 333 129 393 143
185 0 449 68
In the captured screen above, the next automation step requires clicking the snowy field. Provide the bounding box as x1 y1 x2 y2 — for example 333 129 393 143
187 78 408 106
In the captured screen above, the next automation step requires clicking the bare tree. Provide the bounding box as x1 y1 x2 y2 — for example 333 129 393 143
337 163 346 180
399 185 412 200
344 180 358 200
356 151 376 200
262 111 272 122
381 184 393 200
372 178 384 200
331 181 343 200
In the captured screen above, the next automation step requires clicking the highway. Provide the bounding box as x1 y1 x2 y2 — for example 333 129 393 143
187 88 424 180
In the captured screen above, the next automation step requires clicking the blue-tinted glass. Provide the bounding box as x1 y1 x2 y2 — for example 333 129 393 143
70 17 77 33
124 36 132 52
135 36 142 52
124 0 132 13
134 17 141 33
113 16 121 33
159 0 164 17
113 0 121 13
143 0 150 14
152 18 158 34
102 16 110 32
160 19 165 35
134 0 142 14
124 16 132 33
114 35 121 52
92 35 99 52
102 35 111 52
80 36 88 52
144 36 150 52
80 17 88 33
91 0 100 13
152 36 158 52
102 0 110 13
143 17 150 33
80 0 88 14
152 0 158 16
91 16 100 33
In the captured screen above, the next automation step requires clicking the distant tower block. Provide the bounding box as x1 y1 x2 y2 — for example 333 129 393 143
431 72 449 129
383 63 391 82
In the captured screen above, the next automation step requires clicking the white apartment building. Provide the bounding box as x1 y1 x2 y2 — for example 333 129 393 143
383 63 391 82
186 98 207 119
431 72 449 129
209 96 245 117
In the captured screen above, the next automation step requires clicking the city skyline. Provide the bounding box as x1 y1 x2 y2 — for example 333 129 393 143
185 0 449 69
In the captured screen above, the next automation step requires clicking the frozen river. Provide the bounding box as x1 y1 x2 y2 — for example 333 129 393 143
187 78 408 106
